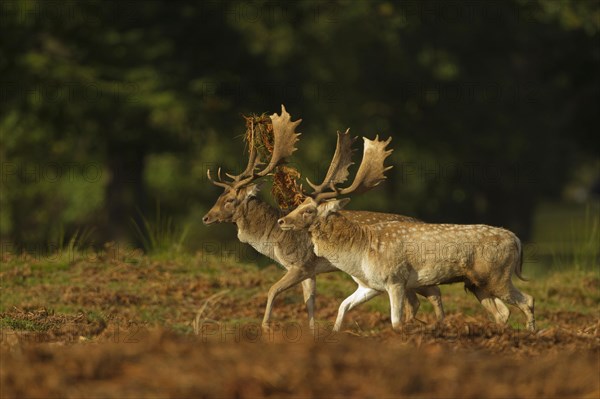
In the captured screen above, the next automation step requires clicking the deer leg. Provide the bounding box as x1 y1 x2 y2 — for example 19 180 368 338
388 284 407 332
403 290 420 322
333 285 380 332
414 285 445 322
468 286 511 325
500 284 536 332
494 298 511 322
262 267 310 329
300 277 316 330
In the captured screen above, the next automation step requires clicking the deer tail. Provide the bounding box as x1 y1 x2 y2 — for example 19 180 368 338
514 238 528 281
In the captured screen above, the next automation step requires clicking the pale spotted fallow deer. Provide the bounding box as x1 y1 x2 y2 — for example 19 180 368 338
202 105 445 330
277 133 535 332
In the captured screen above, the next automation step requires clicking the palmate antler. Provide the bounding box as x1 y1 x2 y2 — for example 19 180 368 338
207 105 301 189
310 134 393 202
256 105 301 177
306 129 357 194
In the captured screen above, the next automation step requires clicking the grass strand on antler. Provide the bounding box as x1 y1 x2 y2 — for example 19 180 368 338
243 114 305 210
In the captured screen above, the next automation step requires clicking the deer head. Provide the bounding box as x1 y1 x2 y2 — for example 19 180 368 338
202 105 301 225
278 132 393 230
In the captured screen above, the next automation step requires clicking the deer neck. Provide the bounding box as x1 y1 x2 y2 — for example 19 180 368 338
309 213 369 269
232 197 284 248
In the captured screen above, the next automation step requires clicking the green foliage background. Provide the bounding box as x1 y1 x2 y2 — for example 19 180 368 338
1 0 598 250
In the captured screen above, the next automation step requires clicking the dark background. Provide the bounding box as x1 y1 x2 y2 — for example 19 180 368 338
1 0 598 253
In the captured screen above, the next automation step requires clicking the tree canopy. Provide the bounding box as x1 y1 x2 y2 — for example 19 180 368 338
1 0 598 249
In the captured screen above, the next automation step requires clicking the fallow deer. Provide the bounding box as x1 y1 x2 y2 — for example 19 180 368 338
277 133 535 332
202 105 445 330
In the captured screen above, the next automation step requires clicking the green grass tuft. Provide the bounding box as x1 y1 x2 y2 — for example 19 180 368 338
130 201 190 255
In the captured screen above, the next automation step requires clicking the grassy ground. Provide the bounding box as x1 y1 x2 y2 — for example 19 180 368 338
1 249 598 398
1 249 598 335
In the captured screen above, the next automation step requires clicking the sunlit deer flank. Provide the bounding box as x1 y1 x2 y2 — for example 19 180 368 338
203 105 445 330
278 133 535 332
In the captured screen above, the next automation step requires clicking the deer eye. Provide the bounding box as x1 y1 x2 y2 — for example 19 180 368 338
226 198 235 203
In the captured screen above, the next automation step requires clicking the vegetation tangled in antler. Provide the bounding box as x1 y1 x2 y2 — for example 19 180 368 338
243 114 305 210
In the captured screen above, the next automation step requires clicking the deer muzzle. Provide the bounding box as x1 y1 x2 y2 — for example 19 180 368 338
202 212 217 225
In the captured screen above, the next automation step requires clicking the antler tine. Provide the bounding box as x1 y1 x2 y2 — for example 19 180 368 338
255 104 301 177
308 129 357 195
222 117 262 186
207 168 231 189
337 135 393 197
226 154 263 181
239 120 259 178
232 153 263 188
209 114 269 189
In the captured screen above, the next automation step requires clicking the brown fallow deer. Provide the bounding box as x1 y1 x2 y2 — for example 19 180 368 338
277 133 535 332
202 105 445 330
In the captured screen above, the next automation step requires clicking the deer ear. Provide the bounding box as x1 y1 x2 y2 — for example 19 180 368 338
238 183 262 201
318 198 351 216
244 182 262 198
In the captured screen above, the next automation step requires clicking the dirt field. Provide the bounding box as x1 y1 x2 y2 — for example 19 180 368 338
1 252 598 398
